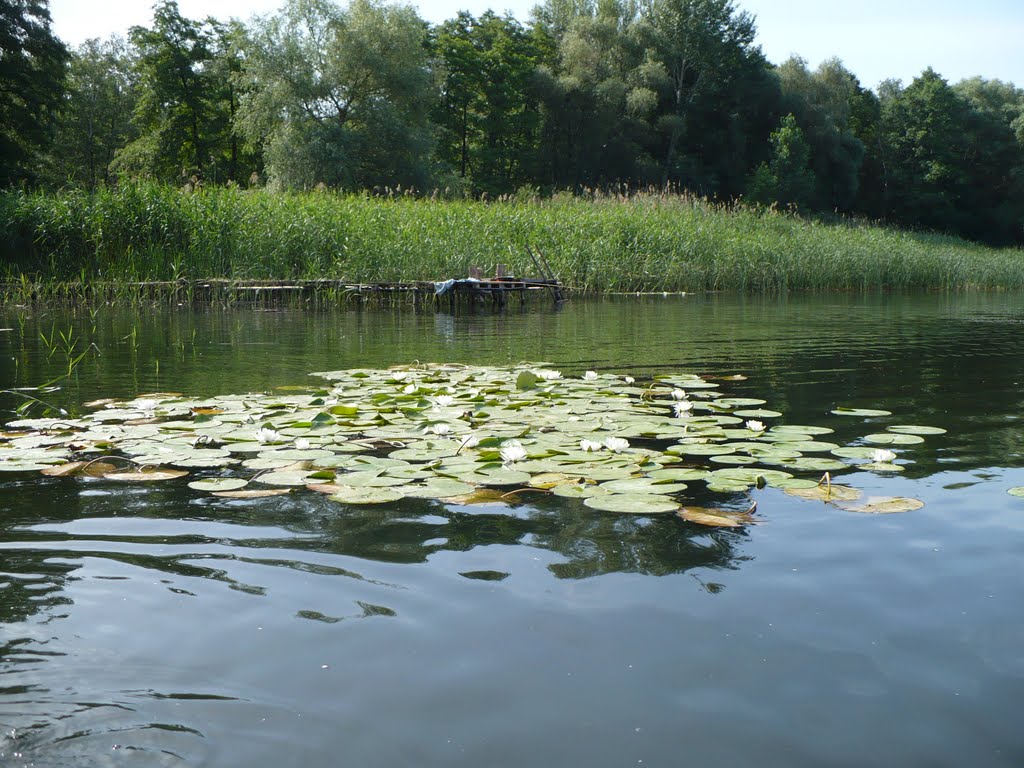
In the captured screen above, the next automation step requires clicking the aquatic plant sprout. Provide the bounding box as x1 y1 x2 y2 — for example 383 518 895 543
0 364 944 519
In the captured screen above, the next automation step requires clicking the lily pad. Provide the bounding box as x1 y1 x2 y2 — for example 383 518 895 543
784 484 861 502
328 486 405 505
105 467 189 482
212 488 292 499
400 479 477 499
830 407 892 417
551 482 609 499
583 493 679 514
886 425 947 435
863 433 925 446
188 477 250 492
1007 487 1024 498
600 478 687 494
836 496 924 514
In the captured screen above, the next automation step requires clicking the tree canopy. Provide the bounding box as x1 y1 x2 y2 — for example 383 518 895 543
5 0 1024 246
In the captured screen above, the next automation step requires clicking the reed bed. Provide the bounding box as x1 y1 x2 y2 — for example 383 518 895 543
2 184 1022 300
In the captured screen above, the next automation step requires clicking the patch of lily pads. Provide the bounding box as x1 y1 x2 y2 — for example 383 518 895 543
0 364 946 523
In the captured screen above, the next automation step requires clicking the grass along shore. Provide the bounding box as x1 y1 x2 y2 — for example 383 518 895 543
2 184 1023 298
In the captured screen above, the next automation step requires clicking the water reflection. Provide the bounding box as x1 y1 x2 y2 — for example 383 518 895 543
3 294 1024 767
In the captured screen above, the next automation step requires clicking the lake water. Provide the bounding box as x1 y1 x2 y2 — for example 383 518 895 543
1 293 1023 767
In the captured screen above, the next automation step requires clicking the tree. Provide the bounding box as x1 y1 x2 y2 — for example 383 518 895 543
879 69 974 236
746 113 814 209
238 0 435 190
115 0 231 182
633 0 757 187
776 56 865 211
45 36 137 189
0 0 68 185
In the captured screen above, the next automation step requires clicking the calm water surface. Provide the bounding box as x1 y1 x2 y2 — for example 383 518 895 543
1 293 1023 767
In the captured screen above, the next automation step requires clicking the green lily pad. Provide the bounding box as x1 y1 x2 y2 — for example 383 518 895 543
399 479 477 499
646 468 710 481
836 496 924 514
551 482 609 499
212 488 291 499
188 477 250 492
254 470 316 486
886 425 947 435
583 493 679 514
470 468 532 487
705 482 753 493
830 407 892 417
1006 487 1024 498
769 425 834 436
784 484 861 502
862 462 904 473
599 478 687 494
863 433 925 446
328 486 405 505
105 467 189 482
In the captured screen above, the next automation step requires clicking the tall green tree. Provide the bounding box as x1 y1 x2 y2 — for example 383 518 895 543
45 36 137 189
879 69 974 236
433 11 542 195
776 56 865 211
115 0 230 182
746 113 814 209
633 0 757 187
0 0 68 185
239 0 435 191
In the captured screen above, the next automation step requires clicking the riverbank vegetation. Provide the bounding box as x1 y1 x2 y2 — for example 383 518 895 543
2 0 1023 251
3 184 1022 296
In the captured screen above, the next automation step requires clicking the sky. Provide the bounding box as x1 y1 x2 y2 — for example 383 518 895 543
48 0 1024 91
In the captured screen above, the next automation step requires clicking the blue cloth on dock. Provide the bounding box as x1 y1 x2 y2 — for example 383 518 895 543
434 279 456 296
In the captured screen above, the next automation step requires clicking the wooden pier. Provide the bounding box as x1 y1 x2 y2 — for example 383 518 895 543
3 267 566 310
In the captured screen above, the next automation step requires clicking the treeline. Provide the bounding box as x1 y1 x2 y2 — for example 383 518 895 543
3 0 1024 246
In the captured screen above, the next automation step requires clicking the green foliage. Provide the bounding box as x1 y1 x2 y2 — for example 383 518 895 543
44 36 137 189
0 0 69 185
4 0 1024 246
238 0 435 191
746 114 815 210
3 184 1023 294
776 56 865 210
433 12 544 195
116 1 226 181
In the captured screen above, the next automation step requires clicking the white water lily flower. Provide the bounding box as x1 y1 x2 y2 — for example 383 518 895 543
624 376 635 385
746 420 766 432
391 371 409 382
403 383 417 394
427 423 452 436
500 439 527 464
580 439 602 452
133 399 159 412
604 436 630 453
673 401 693 417
458 434 479 450
536 369 563 381
583 370 599 381
294 438 311 450
670 389 687 401
255 427 284 443
871 448 897 463
433 394 456 408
